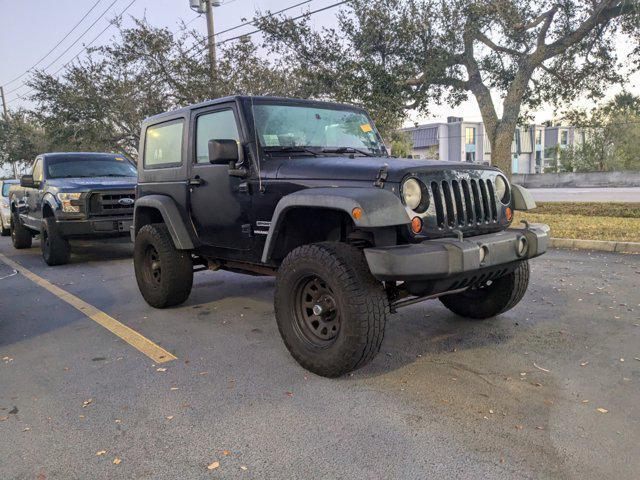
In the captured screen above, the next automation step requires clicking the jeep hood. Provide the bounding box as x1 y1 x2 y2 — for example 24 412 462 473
271 156 497 183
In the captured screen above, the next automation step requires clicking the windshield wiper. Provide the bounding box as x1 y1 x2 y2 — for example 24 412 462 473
321 147 374 157
263 146 318 156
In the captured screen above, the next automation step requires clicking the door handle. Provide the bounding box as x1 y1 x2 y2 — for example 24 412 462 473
188 176 205 187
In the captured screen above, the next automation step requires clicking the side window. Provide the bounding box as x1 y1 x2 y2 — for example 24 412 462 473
195 110 239 164
144 119 184 167
32 159 43 182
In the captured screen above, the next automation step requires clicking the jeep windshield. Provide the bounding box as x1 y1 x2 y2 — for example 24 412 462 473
253 103 387 156
47 155 137 179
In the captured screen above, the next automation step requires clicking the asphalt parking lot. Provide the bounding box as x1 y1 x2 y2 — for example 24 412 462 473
0 237 639 480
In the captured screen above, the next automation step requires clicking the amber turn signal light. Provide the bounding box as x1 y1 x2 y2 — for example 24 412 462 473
352 207 363 220
411 216 423 234
505 207 513 221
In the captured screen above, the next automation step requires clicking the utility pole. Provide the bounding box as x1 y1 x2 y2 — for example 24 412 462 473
189 0 219 81
0 86 8 121
204 0 217 80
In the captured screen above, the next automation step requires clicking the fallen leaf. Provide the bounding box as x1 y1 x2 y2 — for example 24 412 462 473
489 409 494 414
581 400 590 404
207 461 220 470
596 407 608 414
115 419 122 424
533 363 550 373
515 425 524 430
96 451 107 456
113 458 121 465
170 387 179 391
198 371 208 376
0 416 8 421
240 465 248 471
580 361 589 367
285 391 294 397
22 427 30 432
82 399 93 408
544 399 554 406
535 426 544 430
156 367 167 372
166 415 174 420
222 450 231 456
619 358 624 362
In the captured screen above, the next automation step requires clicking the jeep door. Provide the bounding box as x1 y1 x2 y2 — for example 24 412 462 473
188 104 252 251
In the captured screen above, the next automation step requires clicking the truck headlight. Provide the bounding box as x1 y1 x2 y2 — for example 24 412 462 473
1 201 8 209
57 192 82 213
402 178 428 213
494 175 510 205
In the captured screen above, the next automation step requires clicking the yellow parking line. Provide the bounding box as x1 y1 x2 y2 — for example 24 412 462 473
0 253 176 364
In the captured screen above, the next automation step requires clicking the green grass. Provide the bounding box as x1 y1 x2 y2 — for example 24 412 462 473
514 202 640 242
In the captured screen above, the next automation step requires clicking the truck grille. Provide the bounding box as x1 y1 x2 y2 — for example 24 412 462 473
88 191 135 217
430 178 497 228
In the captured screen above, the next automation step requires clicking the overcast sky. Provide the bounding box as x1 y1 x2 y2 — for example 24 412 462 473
0 0 638 129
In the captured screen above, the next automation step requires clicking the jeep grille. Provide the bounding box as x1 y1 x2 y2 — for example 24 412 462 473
88 191 135 217
431 178 497 228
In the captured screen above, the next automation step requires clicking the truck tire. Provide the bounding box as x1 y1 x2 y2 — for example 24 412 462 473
41 217 71 266
134 223 193 308
10 211 32 249
439 260 530 319
275 242 389 377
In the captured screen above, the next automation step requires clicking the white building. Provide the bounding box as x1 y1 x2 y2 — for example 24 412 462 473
404 119 586 173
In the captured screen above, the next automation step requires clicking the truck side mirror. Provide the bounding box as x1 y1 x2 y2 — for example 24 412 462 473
208 139 239 165
20 175 35 188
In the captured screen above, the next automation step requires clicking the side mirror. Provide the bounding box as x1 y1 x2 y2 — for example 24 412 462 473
20 175 35 188
208 139 239 165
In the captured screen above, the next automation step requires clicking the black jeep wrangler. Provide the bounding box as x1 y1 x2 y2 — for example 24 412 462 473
132 96 548 377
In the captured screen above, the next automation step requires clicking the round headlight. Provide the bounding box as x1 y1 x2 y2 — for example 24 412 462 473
494 175 510 204
402 178 428 212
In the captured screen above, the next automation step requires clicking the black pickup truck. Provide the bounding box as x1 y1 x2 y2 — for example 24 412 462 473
9 152 137 265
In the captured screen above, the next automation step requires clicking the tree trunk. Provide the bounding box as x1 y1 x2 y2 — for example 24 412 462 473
490 130 513 176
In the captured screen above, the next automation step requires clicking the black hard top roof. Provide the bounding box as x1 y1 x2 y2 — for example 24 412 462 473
142 95 366 125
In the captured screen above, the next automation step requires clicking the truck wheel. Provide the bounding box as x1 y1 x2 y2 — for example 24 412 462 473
10 211 32 249
41 217 71 266
275 242 389 377
134 223 193 308
439 261 530 319
1 219 9 236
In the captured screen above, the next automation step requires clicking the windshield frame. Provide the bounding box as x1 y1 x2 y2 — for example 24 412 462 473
45 155 137 179
246 98 388 158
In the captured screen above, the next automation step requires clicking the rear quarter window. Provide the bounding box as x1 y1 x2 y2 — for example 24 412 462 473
144 119 184 168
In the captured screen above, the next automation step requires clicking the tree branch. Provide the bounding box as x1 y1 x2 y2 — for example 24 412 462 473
475 30 523 56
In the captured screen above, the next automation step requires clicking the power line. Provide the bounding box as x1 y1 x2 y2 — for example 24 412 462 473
1 0 105 87
6 0 138 105
183 0 318 62
4 0 122 97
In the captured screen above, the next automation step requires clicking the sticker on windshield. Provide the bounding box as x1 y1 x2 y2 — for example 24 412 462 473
360 124 373 133
263 134 280 147
115 157 125 161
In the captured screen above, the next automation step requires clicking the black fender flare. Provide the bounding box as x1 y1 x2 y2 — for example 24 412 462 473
42 193 59 216
261 187 410 263
133 195 195 250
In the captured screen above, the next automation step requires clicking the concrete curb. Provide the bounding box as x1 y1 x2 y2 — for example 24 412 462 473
550 237 640 254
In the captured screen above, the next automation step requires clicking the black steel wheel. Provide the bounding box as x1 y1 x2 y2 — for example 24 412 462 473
275 242 388 377
292 275 341 347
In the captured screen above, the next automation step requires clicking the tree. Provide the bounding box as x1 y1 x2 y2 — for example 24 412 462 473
258 0 640 174
0 110 47 177
26 19 306 158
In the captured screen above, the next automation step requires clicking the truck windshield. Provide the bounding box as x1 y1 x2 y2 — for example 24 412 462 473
253 104 386 156
47 155 137 178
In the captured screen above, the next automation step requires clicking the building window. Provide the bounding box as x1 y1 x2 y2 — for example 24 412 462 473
535 129 542 146
560 130 568 146
465 127 476 145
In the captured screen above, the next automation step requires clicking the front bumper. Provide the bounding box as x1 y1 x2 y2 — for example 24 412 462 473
364 223 549 282
57 217 133 238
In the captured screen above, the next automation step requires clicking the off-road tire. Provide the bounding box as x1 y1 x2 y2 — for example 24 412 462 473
10 211 32 249
275 242 389 377
41 217 71 266
439 260 530 319
134 223 193 308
